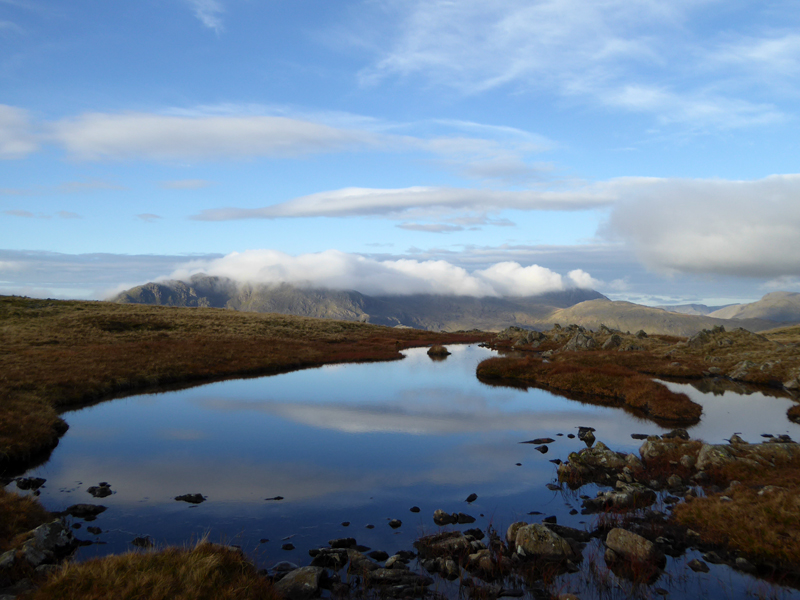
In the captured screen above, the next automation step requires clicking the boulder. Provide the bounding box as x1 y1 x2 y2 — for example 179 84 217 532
506 522 527 545
563 332 596 352
687 330 711 348
347 550 379 574
514 524 573 561
310 548 348 570
605 528 664 567
581 483 656 513
728 360 756 380
433 509 458 526
558 441 627 482
414 532 471 559
602 335 622 350
273 566 327 600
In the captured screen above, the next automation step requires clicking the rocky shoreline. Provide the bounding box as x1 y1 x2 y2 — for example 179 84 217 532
3 429 799 599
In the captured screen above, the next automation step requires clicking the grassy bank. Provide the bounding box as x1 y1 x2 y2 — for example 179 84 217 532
477 355 702 424
483 324 800 424
0 295 488 471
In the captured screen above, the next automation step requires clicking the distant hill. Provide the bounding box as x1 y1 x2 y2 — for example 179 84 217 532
656 303 731 316
113 275 607 331
542 299 777 337
708 291 800 323
113 275 789 335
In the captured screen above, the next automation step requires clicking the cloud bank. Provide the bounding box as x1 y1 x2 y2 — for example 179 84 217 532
168 249 599 297
51 112 379 161
191 186 615 221
605 174 800 279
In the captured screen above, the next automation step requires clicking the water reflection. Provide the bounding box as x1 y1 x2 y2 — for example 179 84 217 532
6 345 800 599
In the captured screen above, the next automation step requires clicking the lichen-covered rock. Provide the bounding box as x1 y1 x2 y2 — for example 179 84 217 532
728 360 757 380
639 437 691 464
602 334 622 349
605 528 664 566
563 331 597 352
514 524 573 560
687 330 711 348
558 441 627 483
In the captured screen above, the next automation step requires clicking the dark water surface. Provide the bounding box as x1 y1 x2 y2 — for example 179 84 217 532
8 345 800 598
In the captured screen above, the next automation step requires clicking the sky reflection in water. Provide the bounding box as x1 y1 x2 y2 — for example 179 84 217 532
10 345 800 598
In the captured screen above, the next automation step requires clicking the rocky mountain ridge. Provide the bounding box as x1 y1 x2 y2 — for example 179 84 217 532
112 275 793 335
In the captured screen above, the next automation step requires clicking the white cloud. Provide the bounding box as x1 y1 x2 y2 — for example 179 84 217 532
0 105 37 159
50 112 380 161
185 0 225 33
167 249 597 296
604 174 800 278
355 0 788 129
159 179 213 190
137 213 162 223
568 269 602 289
190 185 615 221
396 222 464 233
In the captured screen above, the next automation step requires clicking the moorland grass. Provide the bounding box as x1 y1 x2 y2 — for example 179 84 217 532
671 450 800 570
22 542 280 600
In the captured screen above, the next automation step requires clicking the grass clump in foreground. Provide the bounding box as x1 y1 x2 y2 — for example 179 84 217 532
0 487 53 553
477 356 701 424
21 542 279 600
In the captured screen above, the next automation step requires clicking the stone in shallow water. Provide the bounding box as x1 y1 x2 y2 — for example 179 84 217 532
174 493 205 504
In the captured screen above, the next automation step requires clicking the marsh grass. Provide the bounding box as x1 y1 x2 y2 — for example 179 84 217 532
21 541 280 600
476 356 701 424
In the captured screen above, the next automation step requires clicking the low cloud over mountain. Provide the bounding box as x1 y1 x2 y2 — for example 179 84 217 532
167 249 601 297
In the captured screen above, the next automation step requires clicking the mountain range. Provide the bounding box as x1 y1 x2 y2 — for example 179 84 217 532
112 276 800 335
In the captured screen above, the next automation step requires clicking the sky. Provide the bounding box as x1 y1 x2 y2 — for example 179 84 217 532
1 0 800 306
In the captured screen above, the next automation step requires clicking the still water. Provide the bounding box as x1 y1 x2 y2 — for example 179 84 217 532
9 345 800 598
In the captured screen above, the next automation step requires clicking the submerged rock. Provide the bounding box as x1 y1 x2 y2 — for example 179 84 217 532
63 504 107 520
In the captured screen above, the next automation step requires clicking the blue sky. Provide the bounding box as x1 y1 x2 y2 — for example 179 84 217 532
2 0 799 305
